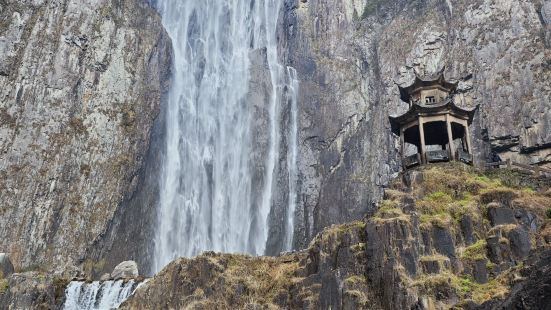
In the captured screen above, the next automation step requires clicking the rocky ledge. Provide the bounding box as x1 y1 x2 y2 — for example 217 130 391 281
118 164 550 310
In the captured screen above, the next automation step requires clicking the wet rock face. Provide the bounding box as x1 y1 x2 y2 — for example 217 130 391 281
0 0 172 271
278 0 551 251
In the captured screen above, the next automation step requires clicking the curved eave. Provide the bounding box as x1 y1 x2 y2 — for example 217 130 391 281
389 100 478 135
398 73 458 102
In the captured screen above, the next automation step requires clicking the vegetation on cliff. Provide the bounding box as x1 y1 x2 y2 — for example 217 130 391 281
121 164 550 309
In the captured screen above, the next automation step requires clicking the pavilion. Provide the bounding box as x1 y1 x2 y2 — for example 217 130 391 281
390 73 478 169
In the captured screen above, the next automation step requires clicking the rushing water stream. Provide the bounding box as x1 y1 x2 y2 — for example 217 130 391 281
63 280 141 310
153 0 298 272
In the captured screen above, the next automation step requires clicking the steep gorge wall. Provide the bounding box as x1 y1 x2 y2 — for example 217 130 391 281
1 0 549 278
278 0 551 251
0 0 172 271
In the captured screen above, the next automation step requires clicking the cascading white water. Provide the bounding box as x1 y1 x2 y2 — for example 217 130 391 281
153 0 299 272
284 67 299 251
63 280 140 310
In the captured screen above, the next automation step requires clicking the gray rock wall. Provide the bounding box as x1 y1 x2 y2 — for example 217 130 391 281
0 0 172 271
278 0 551 250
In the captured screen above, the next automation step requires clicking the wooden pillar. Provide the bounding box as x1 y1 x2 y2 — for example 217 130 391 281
400 127 405 159
446 114 455 160
464 123 472 154
418 116 426 164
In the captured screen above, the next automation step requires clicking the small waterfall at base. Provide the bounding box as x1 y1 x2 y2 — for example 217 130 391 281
153 0 299 272
62 280 142 310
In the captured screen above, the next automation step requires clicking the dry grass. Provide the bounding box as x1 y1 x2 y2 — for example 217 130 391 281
488 224 518 236
479 187 518 206
413 271 509 303
318 221 366 244
399 165 549 305
471 278 510 303
419 254 450 263
460 240 487 261
0 278 8 294
404 165 550 231
223 254 303 304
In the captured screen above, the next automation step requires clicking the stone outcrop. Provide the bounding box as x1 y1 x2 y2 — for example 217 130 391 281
479 249 551 309
121 165 551 309
272 0 551 253
0 0 172 272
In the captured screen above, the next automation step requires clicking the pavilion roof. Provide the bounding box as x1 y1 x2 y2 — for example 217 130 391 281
389 98 478 135
398 72 458 102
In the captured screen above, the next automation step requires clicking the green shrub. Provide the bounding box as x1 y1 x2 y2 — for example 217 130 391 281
546 208 551 219
53 277 70 299
0 279 8 294
462 240 487 261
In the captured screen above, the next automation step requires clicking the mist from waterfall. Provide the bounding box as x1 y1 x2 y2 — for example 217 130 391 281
153 0 298 272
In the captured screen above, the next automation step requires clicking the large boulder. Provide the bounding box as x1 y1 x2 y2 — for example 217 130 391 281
111 261 139 280
0 253 14 278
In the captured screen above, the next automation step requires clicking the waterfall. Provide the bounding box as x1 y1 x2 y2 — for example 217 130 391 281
153 0 298 272
284 67 299 251
62 280 140 310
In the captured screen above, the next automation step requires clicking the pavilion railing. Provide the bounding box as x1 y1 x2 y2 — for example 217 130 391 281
457 149 473 164
403 154 421 168
426 150 450 163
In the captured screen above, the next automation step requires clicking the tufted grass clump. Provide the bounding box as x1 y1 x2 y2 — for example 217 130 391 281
461 240 487 261
81 259 106 279
53 277 70 299
221 254 303 305
0 278 8 294
375 200 404 219
416 165 484 198
417 189 477 227
471 279 509 303
414 272 508 303
479 187 518 206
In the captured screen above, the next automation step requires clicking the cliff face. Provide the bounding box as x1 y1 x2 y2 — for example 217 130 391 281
121 165 551 309
0 0 172 271
277 0 551 251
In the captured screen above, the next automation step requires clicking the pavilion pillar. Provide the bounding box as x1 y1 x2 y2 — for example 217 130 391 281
465 123 472 154
400 127 405 159
418 116 426 164
446 114 455 160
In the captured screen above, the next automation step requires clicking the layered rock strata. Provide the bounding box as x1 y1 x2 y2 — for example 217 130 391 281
0 0 172 271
